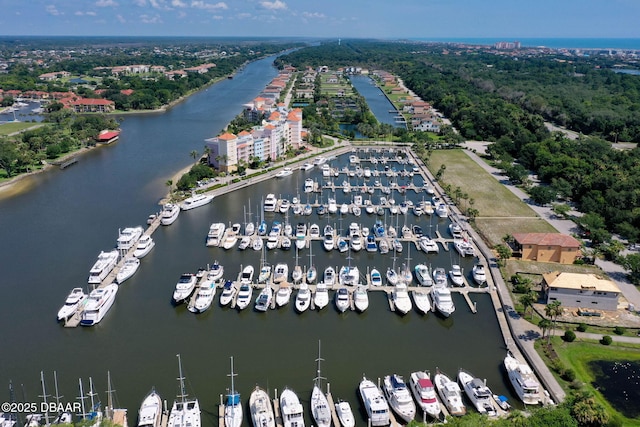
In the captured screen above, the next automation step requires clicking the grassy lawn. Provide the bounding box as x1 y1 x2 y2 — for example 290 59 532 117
0 121 45 136
475 217 557 247
537 337 640 426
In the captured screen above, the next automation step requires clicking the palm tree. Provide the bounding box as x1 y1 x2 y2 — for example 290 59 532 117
190 150 199 162
545 301 563 338
518 290 537 320
165 179 173 199
538 318 552 343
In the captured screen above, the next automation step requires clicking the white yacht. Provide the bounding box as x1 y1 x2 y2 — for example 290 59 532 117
454 240 476 257
431 284 455 317
339 265 360 286
219 280 237 306
263 194 277 212
275 283 292 307
295 223 307 250
206 223 226 247
472 264 487 285
449 222 463 239
449 265 465 287
273 263 289 284
279 199 291 214
258 264 271 284
167 355 200 427
314 282 329 310
457 370 497 417
314 156 327 166
209 261 224 282
353 285 369 312
337 237 348 253
382 374 416 423
236 284 253 310
358 377 390 427
116 226 144 251
414 264 433 286
393 283 412 315
435 203 448 218
173 273 197 304
310 344 331 427
409 371 441 420
323 226 335 251
370 268 382 287
386 268 398 286
295 283 311 313
138 388 163 427
252 236 264 251
335 288 350 312
275 167 293 178
418 236 439 253
412 290 431 314
302 162 314 171
189 280 215 313
322 164 331 177
240 265 255 285
116 256 140 284
134 235 155 258
334 401 354 427
280 388 305 427
327 198 338 214
160 203 180 225
222 229 239 250
57 287 87 321
224 358 242 427
80 284 118 326
504 352 540 405
249 386 275 427
238 236 251 250
88 249 119 285
304 178 315 193
323 266 336 287
254 286 273 312
180 193 214 211
432 267 448 287
434 371 465 417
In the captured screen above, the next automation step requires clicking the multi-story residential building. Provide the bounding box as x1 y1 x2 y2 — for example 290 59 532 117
542 271 620 311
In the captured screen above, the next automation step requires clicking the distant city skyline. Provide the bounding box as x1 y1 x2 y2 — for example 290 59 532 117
0 0 638 40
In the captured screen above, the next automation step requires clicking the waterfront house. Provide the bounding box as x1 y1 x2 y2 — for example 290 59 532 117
542 271 620 311
512 233 581 264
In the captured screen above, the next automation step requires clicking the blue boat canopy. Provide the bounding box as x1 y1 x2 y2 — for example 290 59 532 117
226 393 240 405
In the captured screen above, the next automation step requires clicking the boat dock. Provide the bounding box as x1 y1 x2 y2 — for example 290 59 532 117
325 387 342 427
272 389 284 427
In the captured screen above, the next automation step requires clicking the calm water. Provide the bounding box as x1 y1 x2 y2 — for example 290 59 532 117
589 360 640 418
412 38 640 50
349 76 405 128
0 55 517 425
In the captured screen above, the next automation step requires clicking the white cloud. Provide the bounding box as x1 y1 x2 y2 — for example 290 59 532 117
191 1 228 10
75 11 98 16
172 0 188 7
96 0 118 7
46 5 62 16
140 13 163 23
133 0 146 6
117 14 126 23
302 11 325 19
260 0 286 10
212 15 223 20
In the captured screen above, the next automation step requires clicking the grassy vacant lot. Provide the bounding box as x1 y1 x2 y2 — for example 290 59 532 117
538 337 640 426
427 150 556 246
0 121 44 136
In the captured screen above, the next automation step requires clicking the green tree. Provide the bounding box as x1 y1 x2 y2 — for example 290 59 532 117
545 301 563 338
529 185 556 205
495 244 512 266
569 390 609 427
519 290 538 320
552 203 571 219
190 150 199 162
539 318 552 342
620 253 640 285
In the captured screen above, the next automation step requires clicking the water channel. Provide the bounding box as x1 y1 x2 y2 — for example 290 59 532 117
0 54 517 425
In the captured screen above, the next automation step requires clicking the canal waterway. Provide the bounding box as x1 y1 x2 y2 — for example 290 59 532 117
0 54 517 426
349 75 405 128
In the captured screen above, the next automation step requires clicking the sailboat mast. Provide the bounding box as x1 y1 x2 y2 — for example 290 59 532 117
39 371 50 426
77 379 87 420
227 356 237 418
176 354 187 404
106 371 114 421
314 340 325 388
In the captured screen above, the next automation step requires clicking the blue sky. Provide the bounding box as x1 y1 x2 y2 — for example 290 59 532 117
0 0 638 39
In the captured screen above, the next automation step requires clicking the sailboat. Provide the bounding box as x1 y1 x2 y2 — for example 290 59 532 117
224 357 242 427
105 371 128 427
292 247 303 284
167 355 201 427
310 341 332 427
77 377 102 427
52 371 73 425
306 243 317 284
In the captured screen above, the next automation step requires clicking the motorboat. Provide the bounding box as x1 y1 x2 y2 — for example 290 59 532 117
340 203 349 215
314 156 327 166
449 265 465 287
258 265 271 284
435 203 448 218
167 355 201 427
386 268 399 286
365 234 377 252
434 371 466 417
432 267 448 287
414 264 433 286
349 233 362 252
279 199 291 214
249 386 275 427
134 234 155 258
280 388 305 427
263 194 277 212
449 222 463 238
266 235 279 250
316 205 326 216
352 205 361 217
393 239 403 253
353 285 369 312
412 290 431 314
224 358 242 427
382 374 416 423
116 226 144 251
302 162 314 171
327 198 338 214
304 178 315 193
412 225 423 238
209 261 224 282
322 164 331 177
245 222 255 236
284 222 293 237
303 204 313 216
504 352 540 405
173 273 197 304
409 371 441 420
189 280 215 313
57 287 87 321
314 282 329 310
116 256 140 284
252 236 264 251
273 263 289 284
306 265 317 284
370 268 382 287
258 220 268 236
206 223 226 247
418 236 439 253
472 264 487 285
236 284 253 310
160 203 180 225
373 220 386 238
401 225 411 239
309 223 321 239
295 283 311 312
138 388 163 427
378 239 389 254
80 283 118 326
282 237 292 251
222 230 239 250
323 267 336 287
240 265 254 285
238 236 251 250
219 280 237 306
88 249 119 284
334 400 354 427
180 193 214 211
337 237 348 253
275 167 293 178
254 286 273 312
295 223 307 250
393 283 412 315
335 288 350 312
457 370 497 417
310 344 331 427
275 283 292 307
339 265 359 286
454 240 476 257
431 284 455 317
358 377 390 427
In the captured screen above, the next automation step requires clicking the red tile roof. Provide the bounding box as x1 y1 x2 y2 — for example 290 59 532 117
218 132 237 141
97 131 120 141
